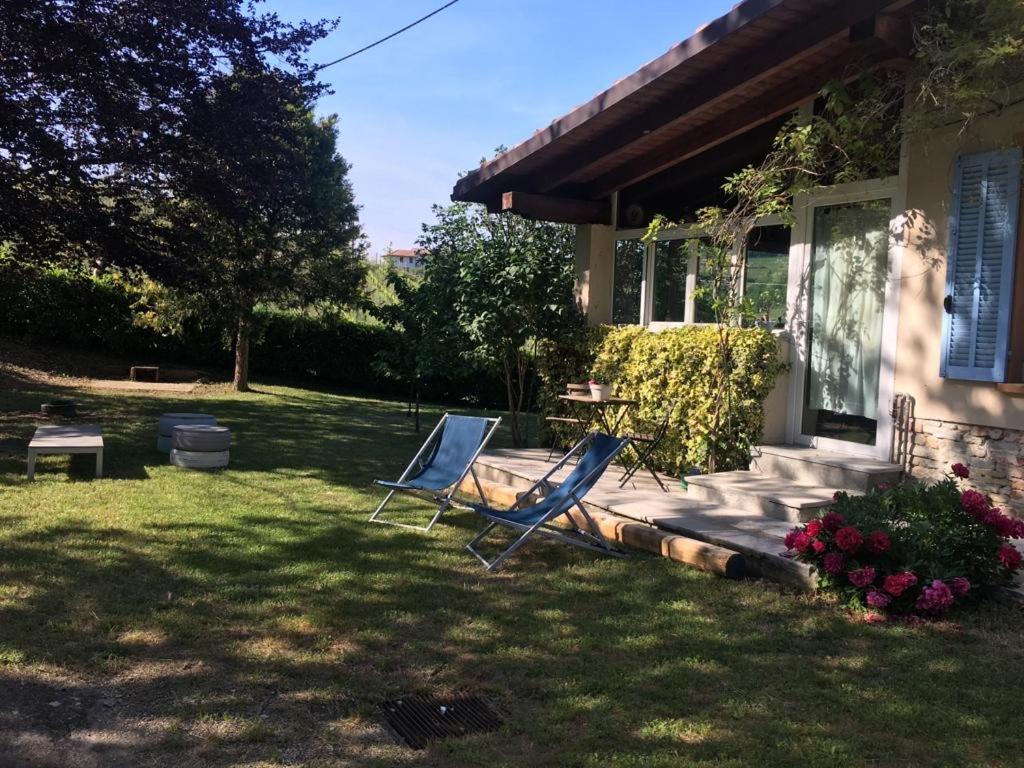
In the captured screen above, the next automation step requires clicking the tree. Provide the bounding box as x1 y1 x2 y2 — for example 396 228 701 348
0 0 333 272
163 68 365 391
417 203 583 447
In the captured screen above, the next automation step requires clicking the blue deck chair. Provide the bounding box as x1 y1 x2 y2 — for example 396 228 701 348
466 432 631 571
370 414 502 531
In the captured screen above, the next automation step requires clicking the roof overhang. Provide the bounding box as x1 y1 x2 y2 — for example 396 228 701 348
452 0 914 224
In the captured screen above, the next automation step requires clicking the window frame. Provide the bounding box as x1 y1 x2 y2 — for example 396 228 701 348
612 216 787 329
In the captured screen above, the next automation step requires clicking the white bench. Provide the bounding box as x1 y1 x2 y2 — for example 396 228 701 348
27 424 104 480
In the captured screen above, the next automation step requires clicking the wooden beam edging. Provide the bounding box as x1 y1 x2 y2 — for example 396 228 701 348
567 508 746 579
459 476 745 579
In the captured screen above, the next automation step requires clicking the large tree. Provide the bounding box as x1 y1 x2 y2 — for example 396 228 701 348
163 68 365 391
0 0 332 271
417 203 582 447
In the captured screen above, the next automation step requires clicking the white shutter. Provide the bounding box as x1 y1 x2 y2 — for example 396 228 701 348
940 148 1022 381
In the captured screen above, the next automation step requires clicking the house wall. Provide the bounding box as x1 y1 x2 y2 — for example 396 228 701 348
895 103 1024 511
895 102 1024 430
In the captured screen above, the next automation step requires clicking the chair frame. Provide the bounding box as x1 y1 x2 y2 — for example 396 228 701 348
618 403 674 492
466 432 631 571
369 413 502 532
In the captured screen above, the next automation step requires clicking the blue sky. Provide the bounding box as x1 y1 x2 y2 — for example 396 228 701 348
262 0 738 255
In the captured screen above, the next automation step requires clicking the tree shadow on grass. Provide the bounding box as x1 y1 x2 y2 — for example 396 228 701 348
1 382 1023 766
1 500 1023 767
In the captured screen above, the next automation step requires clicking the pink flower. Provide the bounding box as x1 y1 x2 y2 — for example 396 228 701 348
823 552 845 575
864 531 891 555
983 509 1016 538
866 589 891 608
822 510 845 532
916 579 954 614
834 526 863 553
883 571 918 597
961 490 989 520
1012 519 1024 539
848 566 877 588
863 611 887 624
951 463 970 479
784 529 800 550
811 539 826 554
948 577 971 596
804 519 823 538
998 544 1022 572
876 482 893 492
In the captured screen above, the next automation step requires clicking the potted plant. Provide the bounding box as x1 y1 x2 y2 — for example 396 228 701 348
588 378 611 401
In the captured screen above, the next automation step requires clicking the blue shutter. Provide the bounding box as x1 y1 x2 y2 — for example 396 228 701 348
940 148 1022 381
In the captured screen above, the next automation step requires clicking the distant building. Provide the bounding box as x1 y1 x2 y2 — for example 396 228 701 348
382 248 426 271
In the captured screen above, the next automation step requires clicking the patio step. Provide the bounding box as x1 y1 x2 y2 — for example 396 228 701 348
472 449 817 590
750 444 902 493
684 470 836 523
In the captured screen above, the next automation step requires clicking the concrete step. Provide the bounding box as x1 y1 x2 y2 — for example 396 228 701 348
750 444 903 493
684 470 837 523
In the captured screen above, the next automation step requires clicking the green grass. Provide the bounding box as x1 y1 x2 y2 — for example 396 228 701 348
0 375 1023 767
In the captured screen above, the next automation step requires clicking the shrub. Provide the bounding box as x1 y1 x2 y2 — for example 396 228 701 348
537 324 786 474
536 323 609 442
594 325 786 474
0 255 507 403
0 257 157 353
785 464 1024 617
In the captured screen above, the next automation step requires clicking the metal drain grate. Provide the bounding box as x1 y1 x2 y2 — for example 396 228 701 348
379 694 502 749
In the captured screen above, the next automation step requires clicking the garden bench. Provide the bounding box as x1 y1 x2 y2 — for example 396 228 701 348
27 424 104 480
130 365 160 382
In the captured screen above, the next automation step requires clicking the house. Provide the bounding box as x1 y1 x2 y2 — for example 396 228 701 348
452 0 1024 515
383 248 426 271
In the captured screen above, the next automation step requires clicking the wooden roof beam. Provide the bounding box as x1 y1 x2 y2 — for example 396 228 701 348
501 192 610 225
583 43 904 198
531 0 911 194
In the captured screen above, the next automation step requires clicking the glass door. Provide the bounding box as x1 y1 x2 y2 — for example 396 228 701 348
800 198 891 447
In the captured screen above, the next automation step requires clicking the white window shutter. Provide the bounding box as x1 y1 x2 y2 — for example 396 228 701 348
940 148 1022 382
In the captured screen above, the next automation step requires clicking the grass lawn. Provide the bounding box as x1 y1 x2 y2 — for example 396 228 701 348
1 368 1023 767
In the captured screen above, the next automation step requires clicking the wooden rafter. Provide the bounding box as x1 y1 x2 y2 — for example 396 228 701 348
531 0 908 195
500 192 610 225
581 42 907 198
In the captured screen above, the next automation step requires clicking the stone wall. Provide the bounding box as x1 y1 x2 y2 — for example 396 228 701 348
909 417 1024 518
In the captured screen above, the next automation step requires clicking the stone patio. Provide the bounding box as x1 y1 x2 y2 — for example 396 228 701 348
472 447 816 589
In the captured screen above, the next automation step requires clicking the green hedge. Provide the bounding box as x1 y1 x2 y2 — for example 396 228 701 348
0 257 508 404
539 324 787 474
0 258 157 353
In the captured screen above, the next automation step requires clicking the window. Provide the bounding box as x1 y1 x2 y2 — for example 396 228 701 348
745 224 791 328
940 148 1022 382
651 239 688 322
612 225 793 327
612 239 644 324
694 241 717 324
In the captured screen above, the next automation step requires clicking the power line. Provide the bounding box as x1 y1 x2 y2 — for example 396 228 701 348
314 0 462 71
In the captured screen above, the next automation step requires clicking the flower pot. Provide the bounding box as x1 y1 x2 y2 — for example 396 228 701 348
589 383 612 401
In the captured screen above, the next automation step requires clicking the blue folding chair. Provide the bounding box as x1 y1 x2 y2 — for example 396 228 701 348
370 414 502 531
466 432 631 571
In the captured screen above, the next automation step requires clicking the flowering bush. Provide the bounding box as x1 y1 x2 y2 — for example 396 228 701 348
785 464 1024 617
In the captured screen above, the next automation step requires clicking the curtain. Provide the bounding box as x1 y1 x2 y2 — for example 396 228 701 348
807 200 890 421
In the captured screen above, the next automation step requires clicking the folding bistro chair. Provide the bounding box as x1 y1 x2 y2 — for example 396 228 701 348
370 414 502 531
466 432 631 571
618 402 674 492
545 383 591 461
